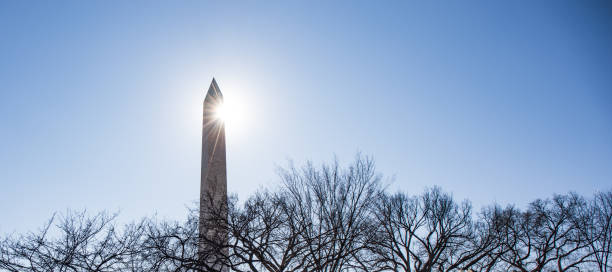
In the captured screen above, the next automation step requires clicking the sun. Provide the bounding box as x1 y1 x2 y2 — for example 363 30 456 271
207 85 249 136
214 102 228 122
212 97 246 128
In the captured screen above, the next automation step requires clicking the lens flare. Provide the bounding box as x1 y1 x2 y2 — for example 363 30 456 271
214 102 227 122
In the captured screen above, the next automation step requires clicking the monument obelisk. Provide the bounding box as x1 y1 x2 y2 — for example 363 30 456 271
199 78 228 271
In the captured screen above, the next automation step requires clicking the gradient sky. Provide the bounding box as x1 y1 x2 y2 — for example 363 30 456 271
1 1 611 233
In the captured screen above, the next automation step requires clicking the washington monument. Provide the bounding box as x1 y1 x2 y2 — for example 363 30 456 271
199 78 229 271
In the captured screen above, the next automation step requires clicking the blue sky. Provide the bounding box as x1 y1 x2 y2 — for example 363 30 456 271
1 1 611 233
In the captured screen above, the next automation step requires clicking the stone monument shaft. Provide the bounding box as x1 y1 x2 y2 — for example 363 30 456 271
199 78 228 271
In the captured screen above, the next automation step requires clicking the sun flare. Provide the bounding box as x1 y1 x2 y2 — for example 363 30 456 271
212 96 246 130
203 81 251 138
214 102 228 122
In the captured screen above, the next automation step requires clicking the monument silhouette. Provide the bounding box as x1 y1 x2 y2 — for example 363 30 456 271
199 78 229 271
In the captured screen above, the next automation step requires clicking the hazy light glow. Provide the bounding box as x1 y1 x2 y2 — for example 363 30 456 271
214 102 228 122
212 95 247 134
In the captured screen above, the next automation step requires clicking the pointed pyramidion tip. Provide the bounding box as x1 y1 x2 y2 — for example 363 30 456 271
206 78 223 98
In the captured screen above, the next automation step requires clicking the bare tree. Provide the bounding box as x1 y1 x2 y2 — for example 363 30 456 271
2 155 609 272
466 205 518 272
371 187 483 272
226 191 308 272
140 209 201 271
141 197 232 272
580 191 612 272
494 194 596 272
0 211 145 272
278 154 382 272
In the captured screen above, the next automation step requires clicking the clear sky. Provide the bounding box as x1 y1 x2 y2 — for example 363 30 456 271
1 1 611 233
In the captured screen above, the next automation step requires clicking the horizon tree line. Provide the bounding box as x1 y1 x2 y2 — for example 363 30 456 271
1 155 610 272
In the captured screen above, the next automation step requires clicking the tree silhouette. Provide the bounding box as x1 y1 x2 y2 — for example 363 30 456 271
1 156 610 272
